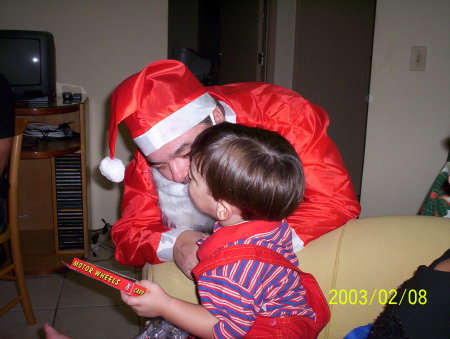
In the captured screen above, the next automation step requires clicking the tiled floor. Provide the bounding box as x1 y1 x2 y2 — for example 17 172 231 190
0 233 144 339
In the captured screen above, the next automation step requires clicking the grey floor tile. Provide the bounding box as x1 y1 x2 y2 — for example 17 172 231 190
25 274 64 310
0 273 64 311
53 305 140 339
0 278 22 310
0 308 55 339
59 270 125 308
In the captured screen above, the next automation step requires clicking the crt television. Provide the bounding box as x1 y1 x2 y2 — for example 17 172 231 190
0 30 56 102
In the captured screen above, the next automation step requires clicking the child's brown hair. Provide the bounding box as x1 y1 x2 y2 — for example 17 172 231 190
190 122 304 221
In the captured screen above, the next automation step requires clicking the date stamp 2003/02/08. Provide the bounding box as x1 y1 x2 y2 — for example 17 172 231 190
328 289 427 306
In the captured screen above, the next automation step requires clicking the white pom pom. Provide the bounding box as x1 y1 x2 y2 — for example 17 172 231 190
99 157 125 183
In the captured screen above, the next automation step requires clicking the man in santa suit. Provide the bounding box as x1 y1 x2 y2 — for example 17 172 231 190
100 60 360 278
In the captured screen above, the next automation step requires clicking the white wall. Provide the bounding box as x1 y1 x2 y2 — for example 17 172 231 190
3 0 448 225
1 0 168 229
360 0 450 216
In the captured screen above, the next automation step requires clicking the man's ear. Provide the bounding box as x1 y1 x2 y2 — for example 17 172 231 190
212 107 226 124
216 200 233 221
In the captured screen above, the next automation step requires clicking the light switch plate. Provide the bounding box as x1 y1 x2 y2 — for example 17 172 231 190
409 46 427 71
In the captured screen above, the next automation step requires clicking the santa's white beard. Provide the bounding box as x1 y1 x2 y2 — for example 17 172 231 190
151 168 215 233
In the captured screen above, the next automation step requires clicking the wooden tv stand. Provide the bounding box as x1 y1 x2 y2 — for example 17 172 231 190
15 98 89 274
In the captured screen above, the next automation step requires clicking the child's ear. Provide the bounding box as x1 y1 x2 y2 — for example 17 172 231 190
216 200 233 221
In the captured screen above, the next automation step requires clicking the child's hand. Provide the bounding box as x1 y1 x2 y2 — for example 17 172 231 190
120 280 170 318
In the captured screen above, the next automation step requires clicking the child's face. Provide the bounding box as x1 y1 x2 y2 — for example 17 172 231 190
188 163 217 218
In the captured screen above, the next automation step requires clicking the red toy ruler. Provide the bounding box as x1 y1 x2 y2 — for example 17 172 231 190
63 258 146 296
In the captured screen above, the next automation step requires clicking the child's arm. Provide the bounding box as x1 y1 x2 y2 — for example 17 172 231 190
121 280 219 339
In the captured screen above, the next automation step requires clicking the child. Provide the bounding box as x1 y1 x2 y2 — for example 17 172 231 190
121 122 330 338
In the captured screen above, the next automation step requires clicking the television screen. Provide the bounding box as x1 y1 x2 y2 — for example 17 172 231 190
0 30 56 102
0 38 41 85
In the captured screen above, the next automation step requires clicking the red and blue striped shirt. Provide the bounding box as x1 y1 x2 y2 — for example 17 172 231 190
196 220 315 338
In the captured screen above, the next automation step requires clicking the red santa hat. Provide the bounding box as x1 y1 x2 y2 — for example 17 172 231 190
99 59 216 182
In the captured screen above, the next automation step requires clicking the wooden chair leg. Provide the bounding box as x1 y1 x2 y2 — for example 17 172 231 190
13 256 36 325
2 118 36 325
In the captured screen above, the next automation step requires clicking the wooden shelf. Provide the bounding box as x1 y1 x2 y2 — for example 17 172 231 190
20 230 84 275
15 99 89 275
15 98 83 116
21 139 81 159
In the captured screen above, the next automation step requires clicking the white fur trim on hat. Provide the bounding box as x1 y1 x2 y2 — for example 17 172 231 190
133 93 216 156
99 157 125 183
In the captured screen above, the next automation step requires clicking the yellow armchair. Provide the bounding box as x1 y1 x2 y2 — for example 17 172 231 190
143 215 450 338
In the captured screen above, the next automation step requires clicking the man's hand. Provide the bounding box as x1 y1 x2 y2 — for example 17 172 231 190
173 230 208 279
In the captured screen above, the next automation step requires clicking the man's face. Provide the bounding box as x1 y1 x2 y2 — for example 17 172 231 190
146 123 210 183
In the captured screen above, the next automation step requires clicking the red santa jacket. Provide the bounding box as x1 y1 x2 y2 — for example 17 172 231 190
111 82 361 266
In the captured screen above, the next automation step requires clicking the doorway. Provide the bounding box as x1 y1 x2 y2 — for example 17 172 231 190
168 0 273 85
168 0 376 196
